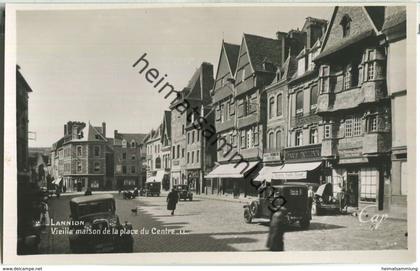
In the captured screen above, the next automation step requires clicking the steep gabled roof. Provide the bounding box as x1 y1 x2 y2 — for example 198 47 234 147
223 42 240 75
16 65 33 93
162 110 171 140
280 54 298 81
115 131 147 146
242 33 283 73
316 6 383 61
382 6 406 40
87 124 107 142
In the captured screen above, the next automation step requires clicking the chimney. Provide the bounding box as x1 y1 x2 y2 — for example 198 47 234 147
114 130 118 138
64 124 67 135
102 122 106 137
72 125 78 140
276 31 288 64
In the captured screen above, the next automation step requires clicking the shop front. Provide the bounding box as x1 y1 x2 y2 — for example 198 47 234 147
204 161 261 197
186 169 202 194
325 156 389 211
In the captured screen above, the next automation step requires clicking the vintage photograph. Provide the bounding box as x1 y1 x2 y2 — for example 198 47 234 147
11 4 410 259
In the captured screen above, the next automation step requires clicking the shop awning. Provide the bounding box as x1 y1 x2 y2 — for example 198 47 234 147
254 166 283 182
204 161 259 179
272 161 322 180
146 171 166 183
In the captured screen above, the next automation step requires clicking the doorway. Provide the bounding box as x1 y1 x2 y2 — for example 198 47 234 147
347 171 359 207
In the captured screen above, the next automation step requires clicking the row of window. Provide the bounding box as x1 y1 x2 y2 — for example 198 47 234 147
121 152 136 160
324 115 379 140
295 84 318 116
147 143 161 155
172 145 185 160
187 150 200 164
294 128 319 147
240 127 259 149
319 49 379 94
74 161 102 173
76 145 101 157
122 140 137 148
267 130 282 150
268 93 283 119
215 99 235 123
187 130 200 144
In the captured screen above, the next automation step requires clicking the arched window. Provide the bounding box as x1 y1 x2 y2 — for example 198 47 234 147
269 97 275 119
296 91 304 115
340 14 351 38
276 130 282 150
268 132 274 149
155 157 161 169
276 94 283 117
131 140 136 148
122 139 127 148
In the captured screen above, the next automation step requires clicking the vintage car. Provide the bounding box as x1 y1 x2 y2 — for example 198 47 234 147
243 183 311 229
141 182 161 197
312 183 341 215
176 185 193 201
68 194 133 253
123 188 139 199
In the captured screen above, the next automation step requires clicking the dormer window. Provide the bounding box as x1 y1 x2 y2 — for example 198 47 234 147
122 139 127 148
340 14 351 38
131 140 136 148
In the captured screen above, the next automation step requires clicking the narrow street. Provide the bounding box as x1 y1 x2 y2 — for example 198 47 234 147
39 192 408 253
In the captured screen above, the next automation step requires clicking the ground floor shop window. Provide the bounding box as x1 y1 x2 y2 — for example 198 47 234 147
90 180 100 189
124 179 136 186
360 167 378 202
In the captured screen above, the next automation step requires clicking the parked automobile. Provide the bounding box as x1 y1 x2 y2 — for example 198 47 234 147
243 183 311 229
176 185 193 201
68 194 133 253
123 188 139 200
141 182 161 197
312 182 341 215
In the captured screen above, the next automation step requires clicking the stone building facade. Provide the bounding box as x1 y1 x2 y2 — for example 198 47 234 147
169 63 214 189
51 122 113 191
315 6 394 211
113 130 147 189
382 7 407 215
184 63 215 194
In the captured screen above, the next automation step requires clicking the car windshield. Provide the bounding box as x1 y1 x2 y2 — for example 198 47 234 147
77 200 115 217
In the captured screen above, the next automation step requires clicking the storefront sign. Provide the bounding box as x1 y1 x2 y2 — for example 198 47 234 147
263 152 281 162
285 144 321 161
272 171 306 180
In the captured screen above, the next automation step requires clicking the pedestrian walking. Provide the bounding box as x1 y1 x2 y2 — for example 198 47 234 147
167 187 179 215
266 207 288 251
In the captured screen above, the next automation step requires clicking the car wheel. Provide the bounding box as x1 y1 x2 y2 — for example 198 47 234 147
299 218 310 229
244 208 253 223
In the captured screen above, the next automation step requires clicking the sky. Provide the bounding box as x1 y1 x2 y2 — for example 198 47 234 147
17 6 333 148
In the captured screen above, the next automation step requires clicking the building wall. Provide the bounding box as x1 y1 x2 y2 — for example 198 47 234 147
387 36 407 215
170 108 187 185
